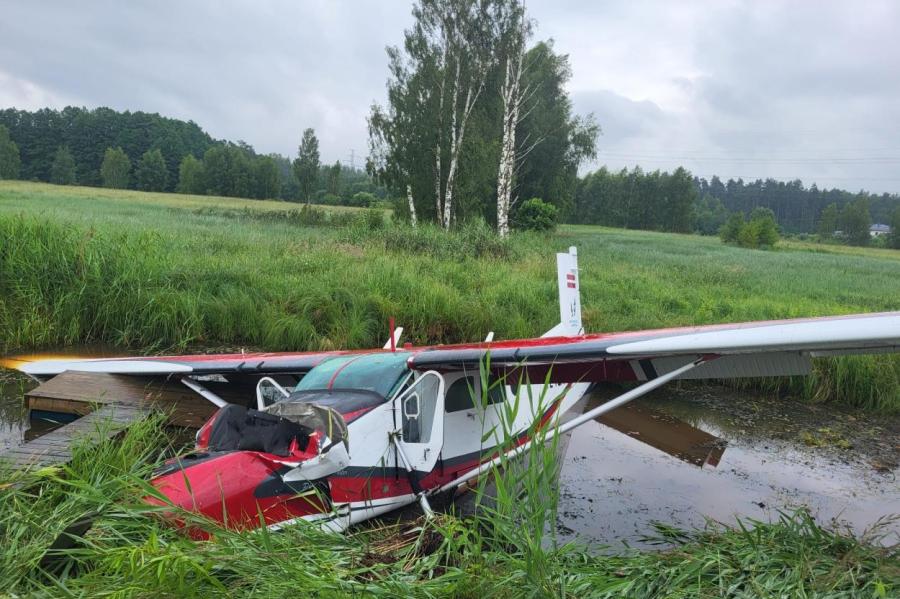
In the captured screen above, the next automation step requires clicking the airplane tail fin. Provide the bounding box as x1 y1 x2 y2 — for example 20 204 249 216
543 246 583 337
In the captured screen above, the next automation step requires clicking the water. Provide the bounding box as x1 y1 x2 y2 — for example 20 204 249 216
556 384 900 549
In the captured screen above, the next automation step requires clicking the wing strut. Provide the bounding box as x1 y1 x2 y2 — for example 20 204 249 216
180 377 228 408
434 355 713 495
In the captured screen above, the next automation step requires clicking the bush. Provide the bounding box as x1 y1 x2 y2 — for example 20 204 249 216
719 208 780 249
349 192 377 208
513 198 558 232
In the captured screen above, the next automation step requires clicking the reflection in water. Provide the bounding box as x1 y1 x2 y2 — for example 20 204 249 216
0 346 128 449
0 371 32 448
596 400 726 468
558 385 900 550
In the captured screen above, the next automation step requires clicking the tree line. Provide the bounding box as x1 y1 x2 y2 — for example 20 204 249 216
694 176 900 234
570 164 899 248
0 108 385 205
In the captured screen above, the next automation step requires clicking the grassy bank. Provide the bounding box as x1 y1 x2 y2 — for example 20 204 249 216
1 413 895 597
1 181 899 410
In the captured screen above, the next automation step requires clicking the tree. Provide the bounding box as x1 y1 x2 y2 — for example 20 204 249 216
370 0 508 229
252 155 281 199
0 106 216 187
177 154 204 194
50 145 76 185
888 207 900 250
326 161 342 196
816 202 839 240
0 124 21 180
515 41 598 221
202 144 253 198
135 148 169 192
369 2 597 232
293 128 320 204
693 194 728 235
495 0 530 236
100 147 131 189
840 199 871 246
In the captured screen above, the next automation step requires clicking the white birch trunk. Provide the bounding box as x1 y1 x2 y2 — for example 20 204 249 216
406 184 418 227
442 59 462 229
435 36 448 223
496 52 522 238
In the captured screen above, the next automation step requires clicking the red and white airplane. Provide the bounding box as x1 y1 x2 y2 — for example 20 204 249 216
17 248 900 533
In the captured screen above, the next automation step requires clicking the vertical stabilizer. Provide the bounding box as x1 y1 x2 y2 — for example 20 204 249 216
543 246 582 337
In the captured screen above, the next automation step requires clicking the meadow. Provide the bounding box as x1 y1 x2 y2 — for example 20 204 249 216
1 180 899 410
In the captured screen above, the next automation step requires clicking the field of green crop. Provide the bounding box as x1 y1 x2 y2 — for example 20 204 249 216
1 180 899 410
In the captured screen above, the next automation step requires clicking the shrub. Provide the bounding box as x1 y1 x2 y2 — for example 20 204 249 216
749 207 780 247
719 208 780 249
350 192 377 208
513 198 558 232
719 213 744 243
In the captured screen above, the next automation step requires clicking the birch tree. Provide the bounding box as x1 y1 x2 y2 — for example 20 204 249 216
368 1 597 230
369 0 504 229
495 0 530 237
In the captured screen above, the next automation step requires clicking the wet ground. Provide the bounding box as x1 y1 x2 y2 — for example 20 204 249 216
2 359 898 550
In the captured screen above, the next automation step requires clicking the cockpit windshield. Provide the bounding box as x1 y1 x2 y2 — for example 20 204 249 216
293 352 411 399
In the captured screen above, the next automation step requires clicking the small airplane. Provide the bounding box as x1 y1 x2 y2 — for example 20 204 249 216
16 247 900 534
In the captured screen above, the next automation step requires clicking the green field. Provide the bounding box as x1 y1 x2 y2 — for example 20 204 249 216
1 180 899 410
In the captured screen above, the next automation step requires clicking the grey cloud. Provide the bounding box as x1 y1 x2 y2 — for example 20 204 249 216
0 0 898 192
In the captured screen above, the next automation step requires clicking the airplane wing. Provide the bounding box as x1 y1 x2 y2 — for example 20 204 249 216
15 350 351 380
407 311 900 383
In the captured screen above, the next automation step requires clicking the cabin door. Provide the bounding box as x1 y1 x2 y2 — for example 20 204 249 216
396 371 445 472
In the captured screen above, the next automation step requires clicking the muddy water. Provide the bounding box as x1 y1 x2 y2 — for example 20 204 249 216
557 385 900 549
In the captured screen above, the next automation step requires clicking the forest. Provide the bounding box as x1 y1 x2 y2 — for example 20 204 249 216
0 107 384 206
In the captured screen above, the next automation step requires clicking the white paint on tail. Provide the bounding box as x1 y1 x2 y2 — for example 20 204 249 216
544 246 582 337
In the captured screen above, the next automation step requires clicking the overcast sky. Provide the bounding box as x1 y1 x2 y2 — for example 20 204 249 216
2 0 899 193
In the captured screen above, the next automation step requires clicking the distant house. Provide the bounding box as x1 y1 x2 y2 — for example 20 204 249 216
870 224 891 237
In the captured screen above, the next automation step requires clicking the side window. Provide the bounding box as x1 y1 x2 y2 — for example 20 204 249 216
400 372 442 444
445 376 476 413
445 376 507 413
486 377 507 406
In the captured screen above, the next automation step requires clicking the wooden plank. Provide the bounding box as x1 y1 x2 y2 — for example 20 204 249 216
26 372 223 428
0 404 150 470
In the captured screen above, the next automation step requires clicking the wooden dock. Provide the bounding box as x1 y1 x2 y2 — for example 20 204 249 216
25 371 228 428
2 370 253 471
0 403 148 469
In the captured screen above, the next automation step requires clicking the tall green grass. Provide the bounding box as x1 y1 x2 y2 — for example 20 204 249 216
1 396 895 597
1 181 899 410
